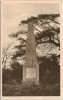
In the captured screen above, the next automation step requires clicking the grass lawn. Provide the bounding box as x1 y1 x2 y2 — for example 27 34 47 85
2 82 60 96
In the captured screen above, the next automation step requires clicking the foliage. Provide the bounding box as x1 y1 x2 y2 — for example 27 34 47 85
39 54 60 84
8 14 60 61
11 62 23 80
2 62 23 84
2 68 12 84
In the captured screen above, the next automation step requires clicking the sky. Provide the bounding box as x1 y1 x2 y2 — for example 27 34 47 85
1 2 60 48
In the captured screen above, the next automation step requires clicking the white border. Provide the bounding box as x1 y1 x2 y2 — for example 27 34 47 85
1 0 62 100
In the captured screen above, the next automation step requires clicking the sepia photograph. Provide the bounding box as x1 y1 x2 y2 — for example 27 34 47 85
1 0 61 98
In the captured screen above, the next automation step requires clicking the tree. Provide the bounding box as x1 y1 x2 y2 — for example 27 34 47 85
21 14 60 47
2 39 18 69
2 45 12 69
9 14 60 64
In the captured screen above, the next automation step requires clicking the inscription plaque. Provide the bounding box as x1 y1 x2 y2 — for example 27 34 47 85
26 68 36 78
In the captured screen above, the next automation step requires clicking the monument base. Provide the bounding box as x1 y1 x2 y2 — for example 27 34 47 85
22 64 39 85
22 80 39 85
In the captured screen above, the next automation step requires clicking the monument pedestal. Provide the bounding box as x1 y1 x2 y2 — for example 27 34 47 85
22 80 39 85
22 64 39 85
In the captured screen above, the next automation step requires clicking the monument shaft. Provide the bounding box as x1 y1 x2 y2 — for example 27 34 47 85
22 22 39 85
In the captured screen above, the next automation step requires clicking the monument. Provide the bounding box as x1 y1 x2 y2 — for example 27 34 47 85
22 22 39 85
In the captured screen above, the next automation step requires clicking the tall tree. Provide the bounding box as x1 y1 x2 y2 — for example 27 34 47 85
9 14 60 63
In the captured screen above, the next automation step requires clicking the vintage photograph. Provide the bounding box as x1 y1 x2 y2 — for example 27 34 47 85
1 1 60 96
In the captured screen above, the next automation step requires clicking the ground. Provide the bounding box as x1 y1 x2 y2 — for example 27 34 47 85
2 82 60 96
2 63 60 96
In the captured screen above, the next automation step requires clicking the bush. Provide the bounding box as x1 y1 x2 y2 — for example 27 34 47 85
2 62 23 84
39 55 60 84
2 68 12 84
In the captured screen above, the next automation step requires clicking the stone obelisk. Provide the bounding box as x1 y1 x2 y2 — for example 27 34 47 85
22 22 39 85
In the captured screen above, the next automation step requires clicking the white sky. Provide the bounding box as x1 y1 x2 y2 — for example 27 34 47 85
1 2 60 48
